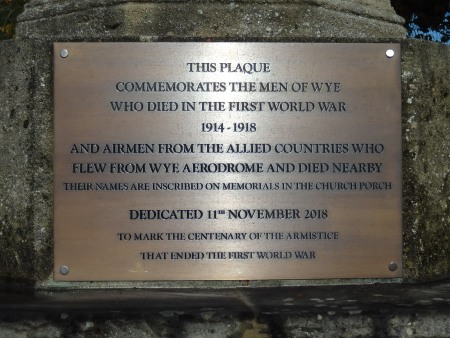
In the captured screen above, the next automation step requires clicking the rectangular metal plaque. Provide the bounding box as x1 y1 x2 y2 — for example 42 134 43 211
54 43 402 281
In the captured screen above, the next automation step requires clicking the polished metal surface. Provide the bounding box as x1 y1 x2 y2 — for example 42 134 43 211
59 48 69 58
54 43 402 281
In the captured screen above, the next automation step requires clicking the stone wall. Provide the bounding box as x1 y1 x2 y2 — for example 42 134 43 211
0 0 450 332
0 39 54 284
1 0 450 336
1 0 415 287
401 40 450 280
18 0 405 41
1 310 450 337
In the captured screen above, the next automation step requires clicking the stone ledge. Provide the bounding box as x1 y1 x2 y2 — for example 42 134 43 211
17 1 405 42
19 0 404 26
1 278 449 313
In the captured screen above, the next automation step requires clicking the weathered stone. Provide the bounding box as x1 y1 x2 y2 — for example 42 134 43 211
1 283 450 336
0 40 33 283
0 0 448 288
0 39 54 285
401 40 450 280
16 0 405 41
2 0 450 336
1 309 450 338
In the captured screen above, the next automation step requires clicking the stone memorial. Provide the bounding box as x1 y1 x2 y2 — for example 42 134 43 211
0 0 449 336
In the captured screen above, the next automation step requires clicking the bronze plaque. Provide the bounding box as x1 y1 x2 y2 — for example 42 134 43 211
54 43 402 281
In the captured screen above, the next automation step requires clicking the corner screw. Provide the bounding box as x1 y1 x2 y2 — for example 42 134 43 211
386 49 395 58
388 262 398 271
60 49 69 58
60 265 70 275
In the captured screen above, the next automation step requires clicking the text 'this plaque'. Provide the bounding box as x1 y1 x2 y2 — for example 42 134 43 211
54 43 402 281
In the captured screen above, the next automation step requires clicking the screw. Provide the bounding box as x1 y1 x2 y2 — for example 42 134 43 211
60 49 69 58
60 265 70 275
388 262 398 271
386 49 395 58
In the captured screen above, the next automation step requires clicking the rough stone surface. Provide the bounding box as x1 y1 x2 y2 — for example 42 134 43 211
1 0 450 336
1 280 450 336
16 0 405 42
0 40 32 282
0 0 448 291
0 39 53 285
1 0 408 288
401 40 450 280
1 309 450 337
19 0 404 25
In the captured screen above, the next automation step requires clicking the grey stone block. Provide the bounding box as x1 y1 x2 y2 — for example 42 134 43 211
0 0 448 288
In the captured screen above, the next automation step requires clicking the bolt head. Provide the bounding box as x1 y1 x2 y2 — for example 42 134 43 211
60 49 69 58
60 265 70 275
388 262 398 271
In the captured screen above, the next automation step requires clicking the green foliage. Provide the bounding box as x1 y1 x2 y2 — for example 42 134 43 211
0 0 27 40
